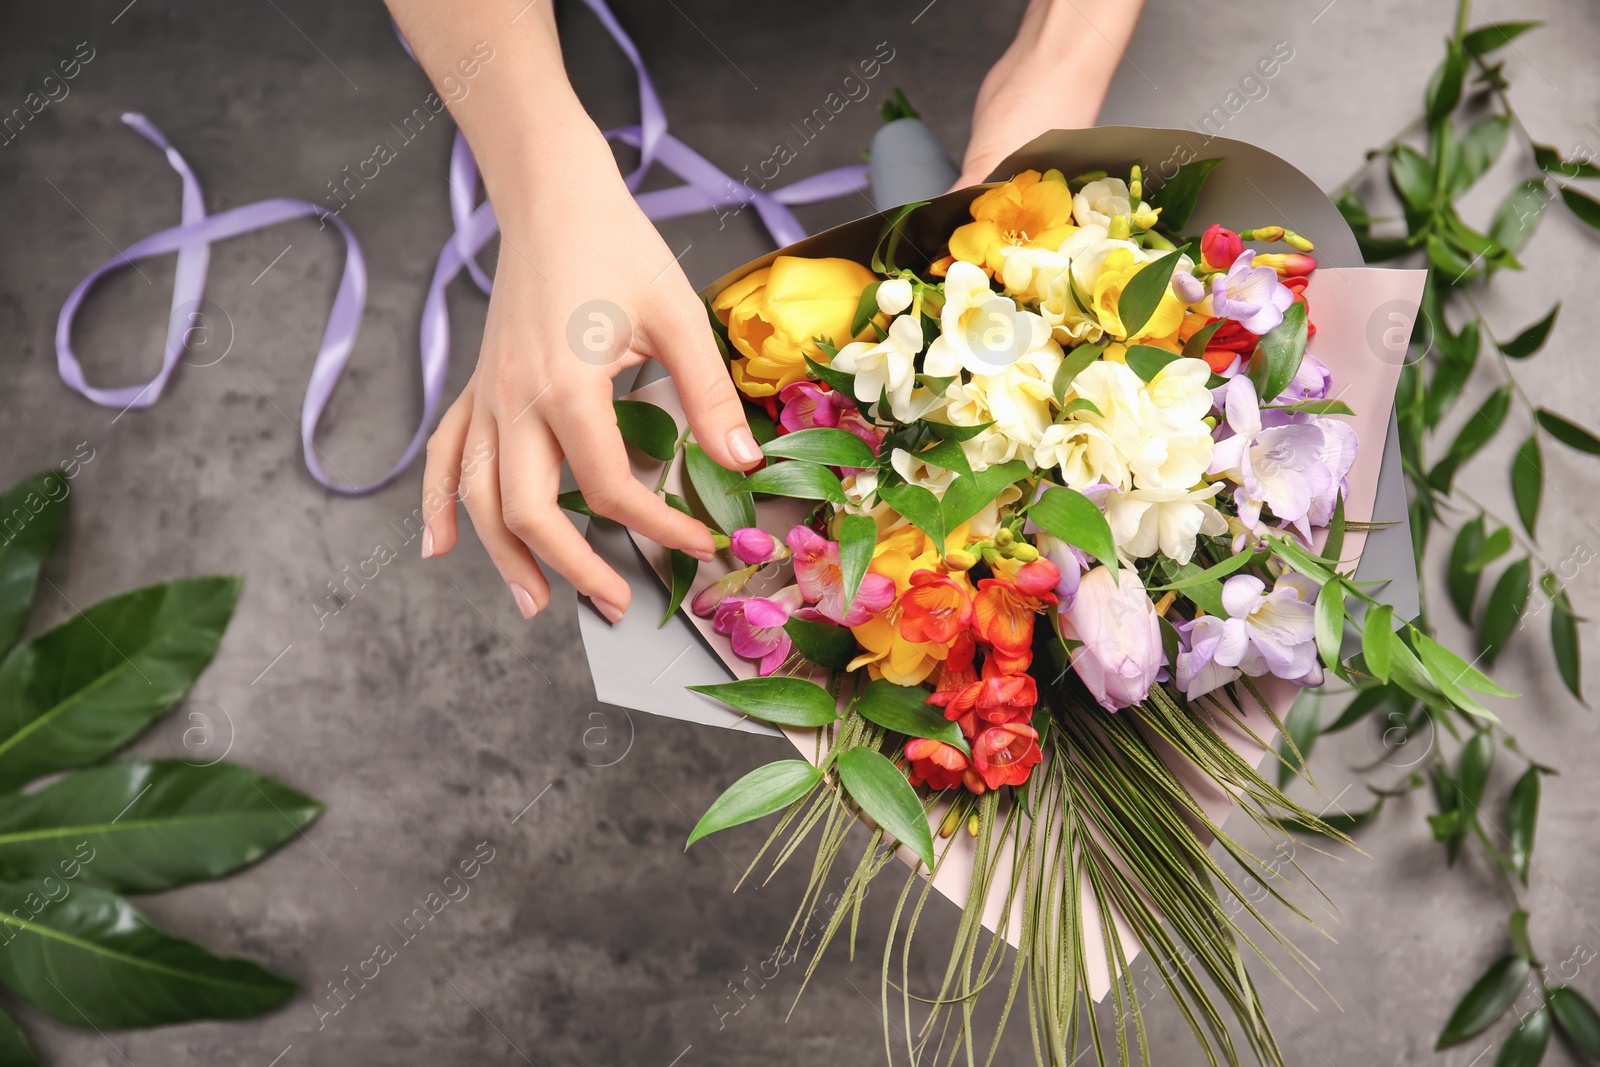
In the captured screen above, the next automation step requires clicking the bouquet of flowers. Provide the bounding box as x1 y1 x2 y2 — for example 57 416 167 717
577 132 1486 1065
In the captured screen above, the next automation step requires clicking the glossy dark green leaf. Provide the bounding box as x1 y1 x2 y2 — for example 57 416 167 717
0 472 69 658
1150 157 1223 231
556 489 593 517
1427 232 1475 277
1115 249 1183 338
1494 1006 1550 1067
940 461 1029 531
877 483 945 549
1457 731 1495 820
1536 409 1600 455
1479 557 1532 666
1466 526 1512 574
1123 345 1184 383
1463 21 1540 54
1181 319 1225 361
911 436 971 478
1561 185 1600 230
1447 385 1514 468
1426 321 1481 429
1416 631 1514 720
1490 180 1549 256
850 280 882 337
1512 436 1542 537
1436 954 1530 1048
1500 305 1559 359
1276 694 1320 788
1390 145 1438 212
1548 985 1600 1056
1315 581 1346 672
1448 517 1485 624
0 760 321 894
1323 684 1395 735
1362 604 1395 684
0 1003 37 1066
1425 40 1466 124
1507 767 1539 885
1267 398 1356 416
855 679 967 754
1145 549 1258 592
836 513 876 618
783 617 856 671
687 677 839 727
687 760 821 849
0 577 238 793
0 879 295 1027
1507 909 1537 964
734 460 846 506
1322 493 1347 567
1247 301 1309 404
1545 574 1582 701
1451 115 1510 197
613 400 680 462
683 443 757 536
1534 143 1600 180
804 354 855 396
836 747 934 870
761 427 876 469
1029 486 1117 576
661 549 698 627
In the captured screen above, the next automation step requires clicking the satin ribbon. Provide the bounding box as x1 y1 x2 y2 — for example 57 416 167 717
57 0 871 495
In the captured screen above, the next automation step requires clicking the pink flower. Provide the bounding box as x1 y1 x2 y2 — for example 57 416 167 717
1058 566 1163 712
786 525 895 626
729 527 790 566
777 381 884 467
712 586 804 676
690 564 758 617
1201 223 1244 272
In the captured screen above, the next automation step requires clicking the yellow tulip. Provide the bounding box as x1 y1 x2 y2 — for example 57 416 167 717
949 170 1078 278
711 255 878 398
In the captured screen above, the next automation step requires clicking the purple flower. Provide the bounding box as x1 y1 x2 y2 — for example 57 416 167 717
1211 250 1295 335
1281 352 1332 402
1033 532 1087 610
729 527 790 566
1059 566 1164 712
1174 572 1323 700
1170 270 1206 305
712 585 804 676
1208 376 1341 539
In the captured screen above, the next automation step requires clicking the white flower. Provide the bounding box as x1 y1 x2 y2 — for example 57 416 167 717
876 277 913 316
998 245 1104 345
924 260 1052 376
1072 177 1158 231
966 483 1025 539
830 314 923 422
1101 483 1229 565
1060 224 1193 301
971 345 1062 453
890 447 959 497
1033 420 1124 490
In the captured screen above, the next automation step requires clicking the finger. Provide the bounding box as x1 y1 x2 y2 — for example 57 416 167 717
543 382 717 559
499 419 633 621
455 410 551 621
642 291 764 472
421 388 473 558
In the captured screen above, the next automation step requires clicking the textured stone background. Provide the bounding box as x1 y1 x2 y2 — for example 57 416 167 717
2 0 1598 1064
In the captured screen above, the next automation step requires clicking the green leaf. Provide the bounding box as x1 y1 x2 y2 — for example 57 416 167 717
0 879 295 1027
683 443 757 536
1500 304 1559 359
837 513 876 618
850 280 882 337
1114 249 1183 338
761 427 876 469
1512 436 1542 537
1548 985 1600 1056
1463 21 1540 54
1447 385 1514 468
1390 145 1438 212
1322 492 1347 566
1146 549 1259 593
686 677 840 727
687 760 821 849
1276 695 1320 788
734 460 846 506
1322 685 1396 734
855 679 968 754
1052 342 1106 403
1362 604 1395 684
1536 409 1600 454
1508 909 1537 964
1494 1007 1550 1067
613 400 680 462
1533 142 1600 180
1457 731 1494 818
921 419 993 443
1028 486 1117 575
1436 954 1531 1048
1181 319 1225 361
1315 581 1345 671
1266 398 1356 416
1479 557 1532 665
1123 345 1184 382
1490 180 1548 256
0 760 321 894
1466 526 1512 573
1561 185 1600 230
1426 231 1475 277
1150 157 1223 231
1507 766 1539 884
1416 631 1518 700
1425 40 1466 124
661 549 698 627
912 436 972 478
0 577 238 793
1450 115 1510 196
0 1004 37 1067
1546 575 1582 701
1247 301 1309 404
556 489 593 517
1448 517 1485 623
804 354 855 396
0 472 69 657
836 747 935 870
783 617 857 671
871 200 927 275
941 460 1029 531
877 483 945 549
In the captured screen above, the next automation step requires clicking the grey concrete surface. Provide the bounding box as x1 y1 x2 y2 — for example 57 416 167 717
2 1 1599 1064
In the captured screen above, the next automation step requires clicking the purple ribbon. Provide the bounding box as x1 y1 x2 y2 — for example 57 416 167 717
56 0 871 494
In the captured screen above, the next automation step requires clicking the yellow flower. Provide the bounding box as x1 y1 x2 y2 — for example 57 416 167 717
1091 248 1186 344
949 170 1077 278
848 523 973 685
711 256 878 398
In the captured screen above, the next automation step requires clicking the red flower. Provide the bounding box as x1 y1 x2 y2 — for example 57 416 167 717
973 722 1043 790
971 564 1057 662
897 570 974 646
927 654 1037 740
1201 224 1244 271
904 737 970 792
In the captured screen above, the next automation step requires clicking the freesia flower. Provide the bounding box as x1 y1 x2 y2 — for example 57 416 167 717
830 314 925 423
897 570 975 645
1092 248 1187 342
972 558 1060 672
903 737 973 792
728 527 790 566
848 524 974 686
940 343 1062 459
925 260 1057 377
949 169 1078 277
928 655 1040 736
1101 482 1230 565
776 381 883 458
1200 224 1244 271
1173 572 1323 700
1073 177 1141 230
712 586 804 676
1059 566 1163 712
890 447 960 497
1210 250 1294 335
1032 532 1087 609
787 525 896 626
691 564 759 617
1170 270 1206 305
876 276 914 315
1208 376 1351 537
972 721 1043 790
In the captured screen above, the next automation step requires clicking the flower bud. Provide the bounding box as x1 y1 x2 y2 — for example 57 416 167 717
1254 252 1317 277
1284 231 1316 253
943 548 978 571
1009 542 1040 562
994 528 1014 547
690 564 758 617
967 813 980 837
1244 225 1285 242
1201 223 1244 271
876 276 914 316
729 527 790 565
1107 215 1133 240
939 806 963 838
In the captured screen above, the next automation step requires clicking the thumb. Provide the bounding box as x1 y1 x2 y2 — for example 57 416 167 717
646 295 764 473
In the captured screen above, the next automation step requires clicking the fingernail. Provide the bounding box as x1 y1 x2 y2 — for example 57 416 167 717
510 583 538 620
420 526 435 559
686 546 716 562
727 427 763 468
592 596 626 624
